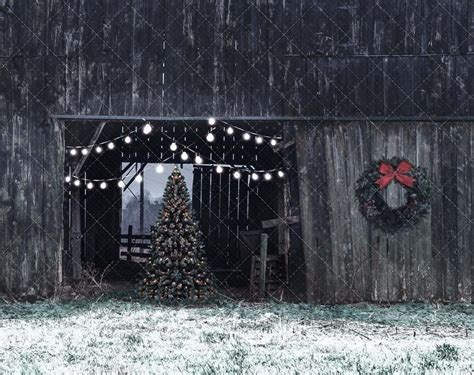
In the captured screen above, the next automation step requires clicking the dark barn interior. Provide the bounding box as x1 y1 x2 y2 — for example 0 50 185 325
62 117 295 297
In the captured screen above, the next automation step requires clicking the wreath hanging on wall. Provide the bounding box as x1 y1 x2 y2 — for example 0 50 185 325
355 157 432 233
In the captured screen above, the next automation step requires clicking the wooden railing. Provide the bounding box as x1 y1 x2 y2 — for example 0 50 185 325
119 225 152 262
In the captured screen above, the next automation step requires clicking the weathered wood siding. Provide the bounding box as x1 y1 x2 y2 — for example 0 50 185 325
296 121 473 303
0 89 63 296
3 0 474 118
1 0 473 298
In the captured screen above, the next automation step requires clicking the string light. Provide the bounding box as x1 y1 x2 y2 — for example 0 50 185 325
156 164 164 174
206 133 215 142
64 122 284 188
63 167 284 190
143 123 152 135
208 117 216 125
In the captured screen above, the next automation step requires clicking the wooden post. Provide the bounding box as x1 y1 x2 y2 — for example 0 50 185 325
139 167 144 234
127 225 133 262
70 190 82 280
259 233 269 298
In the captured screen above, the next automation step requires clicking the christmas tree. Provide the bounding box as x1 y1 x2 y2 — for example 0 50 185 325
140 166 214 302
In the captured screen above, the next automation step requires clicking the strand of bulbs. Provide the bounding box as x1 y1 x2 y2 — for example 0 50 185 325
67 119 279 157
65 119 284 189
67 123 153 156
65 163 284 190
205 117 279 146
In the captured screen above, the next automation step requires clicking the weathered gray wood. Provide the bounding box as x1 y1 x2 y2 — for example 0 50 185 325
259 233 268 298
1 0 473 301
295 120 473 303
69 190 82 281
261 216 300 229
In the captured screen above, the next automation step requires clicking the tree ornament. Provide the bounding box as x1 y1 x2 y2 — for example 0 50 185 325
355 157 432 233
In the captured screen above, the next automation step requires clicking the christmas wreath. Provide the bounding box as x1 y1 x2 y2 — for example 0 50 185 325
355 157 432 233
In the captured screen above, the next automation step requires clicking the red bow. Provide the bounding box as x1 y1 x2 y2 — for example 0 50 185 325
376 160 415 189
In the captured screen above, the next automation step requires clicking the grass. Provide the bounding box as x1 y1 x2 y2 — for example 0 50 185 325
0 296 472 373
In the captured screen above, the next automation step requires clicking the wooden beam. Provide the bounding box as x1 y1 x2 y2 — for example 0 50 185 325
259 234 269 298
123 163 147 191
51 114 474 123
72 121 106 176
261 216 300 229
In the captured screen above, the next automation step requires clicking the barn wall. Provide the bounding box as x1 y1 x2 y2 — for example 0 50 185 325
1 0 473 298
0 57 63 296
296 121 473 303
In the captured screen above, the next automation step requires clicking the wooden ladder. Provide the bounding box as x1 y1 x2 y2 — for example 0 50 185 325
249 234 283 298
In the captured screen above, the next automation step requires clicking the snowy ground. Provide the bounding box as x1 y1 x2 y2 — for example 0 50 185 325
0 297 472 373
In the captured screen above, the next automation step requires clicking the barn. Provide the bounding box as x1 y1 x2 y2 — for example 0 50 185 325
0 0 472 303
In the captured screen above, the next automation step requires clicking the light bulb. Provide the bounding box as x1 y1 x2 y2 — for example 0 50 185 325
251 172 259 181
65 176 71 183
277 170 285 178
195 155 203 164
118 180 125 188
143 123 152 135
206 133 215 142
95 145 103 153
233 171 241 179
135 174 143 183
243 132 251 141
264 172 272 181
226 127 234 135
255 136 263 144
73 179 81 187
181 151 189 161
124 136 132 144
215 165 223 174
156 164 164 174
270 139 278 146
81 148 88 155
69 149 77 156
208 117 216 125
100 182 107 190
107 142 115 150
86 182 94 190
170 142 178 151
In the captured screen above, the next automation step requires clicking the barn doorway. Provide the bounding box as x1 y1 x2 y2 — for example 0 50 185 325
60 116 297 298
